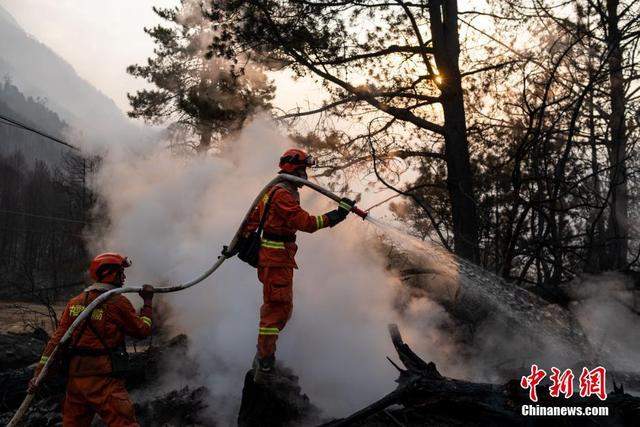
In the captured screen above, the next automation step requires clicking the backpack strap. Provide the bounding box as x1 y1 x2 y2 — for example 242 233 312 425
85 294 119 352
68 292 92 352
70 292 115 354
256 186 280 237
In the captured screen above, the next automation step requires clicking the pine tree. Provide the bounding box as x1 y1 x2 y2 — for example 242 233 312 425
127 0 275 153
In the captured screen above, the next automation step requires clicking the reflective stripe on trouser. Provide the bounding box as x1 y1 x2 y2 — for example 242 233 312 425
261 239 285 249
257 266 293 359
63 376 139 427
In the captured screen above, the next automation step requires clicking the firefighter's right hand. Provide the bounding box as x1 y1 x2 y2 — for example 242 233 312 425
325 198 354 227
325 209 347 227
138 284 155 304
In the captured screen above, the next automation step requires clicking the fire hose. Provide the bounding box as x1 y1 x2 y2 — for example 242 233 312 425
7 173 367 427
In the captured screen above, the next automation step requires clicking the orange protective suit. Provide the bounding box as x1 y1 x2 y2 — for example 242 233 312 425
244 181 329 358
36 283 152 427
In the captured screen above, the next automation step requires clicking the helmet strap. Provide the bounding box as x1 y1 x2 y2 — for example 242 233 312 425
112 269 125 287
96 264 125 285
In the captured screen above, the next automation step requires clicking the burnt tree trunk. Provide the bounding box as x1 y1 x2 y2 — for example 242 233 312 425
196 122 213 154
428 0 479 263
586 56 606 273
604 0 629 270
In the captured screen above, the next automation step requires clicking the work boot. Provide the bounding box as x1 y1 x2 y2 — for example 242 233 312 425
253 354 276 384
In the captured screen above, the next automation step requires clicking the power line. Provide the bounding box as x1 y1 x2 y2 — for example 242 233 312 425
11 280 86 294
0 208 88 224
0 113 79 151
0 225 85 238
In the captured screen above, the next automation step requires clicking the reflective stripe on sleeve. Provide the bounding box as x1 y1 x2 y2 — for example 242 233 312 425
315 215 324 229
39 355 49 365
259 327 280 336
261 239 285 249
140 316 152 327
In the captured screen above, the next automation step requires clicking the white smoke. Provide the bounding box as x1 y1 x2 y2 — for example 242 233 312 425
567 273 640 374
84 112 640 423
88 115 455 422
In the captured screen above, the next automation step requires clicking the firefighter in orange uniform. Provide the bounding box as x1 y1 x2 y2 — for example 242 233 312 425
29 253 155 427
243 148 354 382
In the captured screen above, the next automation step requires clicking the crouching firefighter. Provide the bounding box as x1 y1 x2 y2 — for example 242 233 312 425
28 253 155 427
239 148 354 383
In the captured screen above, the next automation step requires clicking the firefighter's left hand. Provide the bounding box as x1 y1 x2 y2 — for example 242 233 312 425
338 198 356 214
27 376 40 394
139 284 155 303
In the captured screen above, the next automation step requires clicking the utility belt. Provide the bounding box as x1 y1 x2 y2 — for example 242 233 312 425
67 344 130 378
262 232 296 243
68 347 113 357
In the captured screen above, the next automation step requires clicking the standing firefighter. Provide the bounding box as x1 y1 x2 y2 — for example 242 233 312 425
243 148 354 383
29 253 155 427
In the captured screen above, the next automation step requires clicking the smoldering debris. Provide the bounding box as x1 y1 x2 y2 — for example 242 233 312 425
0 333 213 426
238 364 323 427
0 327 48 371
135 386 212 426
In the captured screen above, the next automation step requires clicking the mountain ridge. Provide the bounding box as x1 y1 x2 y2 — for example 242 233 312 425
0 4 148 149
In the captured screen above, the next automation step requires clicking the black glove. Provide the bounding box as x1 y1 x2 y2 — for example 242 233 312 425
139 284 155 305
338 197 355 214
221 244 239 258
325 209 346 227
325 198 355 227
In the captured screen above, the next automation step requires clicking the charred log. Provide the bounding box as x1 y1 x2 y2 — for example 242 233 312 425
324 324 640 426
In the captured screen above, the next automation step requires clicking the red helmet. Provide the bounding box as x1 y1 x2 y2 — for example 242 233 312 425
89 252 131 284
279 148 316 173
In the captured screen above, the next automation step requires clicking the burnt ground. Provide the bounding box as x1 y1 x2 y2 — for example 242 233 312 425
0 330 216 426
0 290 638 427
1 324 639 426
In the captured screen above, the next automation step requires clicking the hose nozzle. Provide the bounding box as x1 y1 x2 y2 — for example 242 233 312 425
351 206 368 220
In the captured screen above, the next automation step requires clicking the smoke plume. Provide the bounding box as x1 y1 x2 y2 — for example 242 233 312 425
88 115 457 422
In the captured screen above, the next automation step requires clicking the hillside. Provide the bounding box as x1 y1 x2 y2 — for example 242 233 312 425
0 80 70 165
0 4 145 148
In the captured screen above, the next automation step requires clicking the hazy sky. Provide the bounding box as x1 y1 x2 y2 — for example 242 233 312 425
1 0 180 112
1 0 323 118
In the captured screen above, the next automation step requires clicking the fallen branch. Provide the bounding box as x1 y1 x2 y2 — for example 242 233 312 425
324 324 640 426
